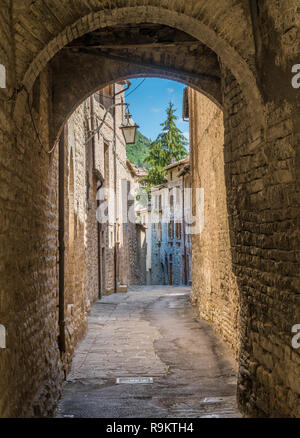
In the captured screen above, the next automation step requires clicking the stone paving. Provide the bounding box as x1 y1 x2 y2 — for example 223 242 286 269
56 286 241 418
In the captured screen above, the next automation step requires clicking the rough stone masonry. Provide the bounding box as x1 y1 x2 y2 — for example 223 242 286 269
0 0 299 418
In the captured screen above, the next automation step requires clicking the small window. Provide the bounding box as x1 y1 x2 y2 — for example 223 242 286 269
168 220 174 239
158 222 162 241
98 85 114 111
176 222 182 240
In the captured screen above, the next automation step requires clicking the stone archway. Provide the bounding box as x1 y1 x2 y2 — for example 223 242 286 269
51 62 221 143
13 4 264 133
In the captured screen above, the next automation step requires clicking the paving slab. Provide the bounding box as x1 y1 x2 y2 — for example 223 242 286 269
56 286 241 418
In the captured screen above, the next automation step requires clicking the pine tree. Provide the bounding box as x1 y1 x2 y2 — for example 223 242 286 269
140 101 188 188
156 101 188 164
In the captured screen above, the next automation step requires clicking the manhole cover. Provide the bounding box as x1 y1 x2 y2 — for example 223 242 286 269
116 377 153 384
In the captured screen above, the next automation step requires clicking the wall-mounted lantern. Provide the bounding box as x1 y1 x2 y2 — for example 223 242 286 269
85 102 139 147
120 107 139 145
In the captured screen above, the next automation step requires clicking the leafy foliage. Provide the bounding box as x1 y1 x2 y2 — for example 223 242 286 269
126 131 152 168
140 102 188 188
156 101 188 163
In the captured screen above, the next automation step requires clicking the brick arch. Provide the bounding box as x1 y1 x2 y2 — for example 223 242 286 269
14 5 264 133
51 66 221 142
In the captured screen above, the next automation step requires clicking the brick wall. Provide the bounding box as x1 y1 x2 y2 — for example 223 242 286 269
0 62 63 416
222 67 300 417
189 89 240 358
190 65 300 416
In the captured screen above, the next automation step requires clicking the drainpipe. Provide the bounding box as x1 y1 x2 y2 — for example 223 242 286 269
97 178 104 300
90 95 104 299
182 174 187 285
113 84 118 293
90 95 96 170
58 130 66 353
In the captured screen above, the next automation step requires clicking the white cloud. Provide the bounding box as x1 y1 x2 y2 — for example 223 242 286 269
184 131 189 139
151 107 162 113
167 88 174 93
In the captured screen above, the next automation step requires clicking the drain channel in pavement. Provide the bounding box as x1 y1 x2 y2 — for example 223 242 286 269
116 377 153 384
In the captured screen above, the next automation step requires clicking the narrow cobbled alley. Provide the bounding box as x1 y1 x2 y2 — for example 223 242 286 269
56 287 240 418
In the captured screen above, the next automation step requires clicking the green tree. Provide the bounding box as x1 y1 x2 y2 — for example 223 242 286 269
156 101 188 164
126 131 152 168
140 101 188 188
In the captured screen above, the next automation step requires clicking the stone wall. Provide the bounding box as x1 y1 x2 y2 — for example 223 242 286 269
0 69 145 417
222 67 300 418
63 99 96 368
190 66 300 417
189 89 240 358
0 62 63 416
64 85 146 302
224 70 300 418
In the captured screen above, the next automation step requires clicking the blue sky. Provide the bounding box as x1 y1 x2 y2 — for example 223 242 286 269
125 78 189 142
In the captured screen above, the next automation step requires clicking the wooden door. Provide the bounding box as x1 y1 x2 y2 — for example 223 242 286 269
169 263 173 285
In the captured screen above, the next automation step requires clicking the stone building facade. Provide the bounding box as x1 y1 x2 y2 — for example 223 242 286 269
150 158 192 286
27 81 147 408
126 160 148 286
63 80 149 364
65 82 146 303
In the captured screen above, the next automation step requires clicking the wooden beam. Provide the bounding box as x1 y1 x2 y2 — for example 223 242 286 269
66 41 199 49
77 48 221 82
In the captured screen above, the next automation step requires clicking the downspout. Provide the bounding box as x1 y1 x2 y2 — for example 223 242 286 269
97 177 104 300
90 95 103 299
58 130 66 353
113 84 118 293
182 174 187 285
90 95 96 170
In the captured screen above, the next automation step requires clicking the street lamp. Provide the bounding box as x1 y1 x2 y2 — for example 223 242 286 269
120 106 139 145
85 102 139 146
